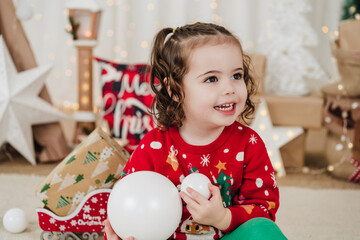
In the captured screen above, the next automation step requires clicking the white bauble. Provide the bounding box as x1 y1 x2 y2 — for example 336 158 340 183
107 171 182 240
181 173 211 199
3 208 28 233
16 4 34 21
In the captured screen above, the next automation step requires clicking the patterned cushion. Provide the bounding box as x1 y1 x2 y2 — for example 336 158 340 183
95 57 155 153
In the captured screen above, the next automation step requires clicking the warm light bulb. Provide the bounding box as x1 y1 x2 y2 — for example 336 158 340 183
48 53 55 60
260 109 267 116
210 2 218 9
84 30 92 38
352 102 359 109
147 3 154 11
35 13 42 21
272 134 279 141
321 26 329 34
259 124 266 131
302 167 310 174
81 96 89 105
337 84 344 91
107 30 114 37
82 83 90 91
286 130 294 138
120 51 128 58
84 71 90 79
349 6 356 14
141 41 148 48
335 143 343 151
65 69 72 77
327 165 335 172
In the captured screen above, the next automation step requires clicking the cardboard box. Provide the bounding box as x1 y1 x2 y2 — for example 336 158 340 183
264 95 324 129
36 128 129 216
281 133 305 168
247 52 266 94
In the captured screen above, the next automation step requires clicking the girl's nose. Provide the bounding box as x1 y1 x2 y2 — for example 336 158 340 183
224 80 235 95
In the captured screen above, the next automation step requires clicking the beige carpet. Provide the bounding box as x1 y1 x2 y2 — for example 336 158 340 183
1 173 360 240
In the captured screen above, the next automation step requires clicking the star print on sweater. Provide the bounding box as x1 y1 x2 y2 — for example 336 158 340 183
121 121 279 240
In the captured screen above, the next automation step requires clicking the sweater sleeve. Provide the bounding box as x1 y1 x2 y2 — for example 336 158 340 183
224 131 280 233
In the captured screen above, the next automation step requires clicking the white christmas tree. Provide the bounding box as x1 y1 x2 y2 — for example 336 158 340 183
258 0 326 95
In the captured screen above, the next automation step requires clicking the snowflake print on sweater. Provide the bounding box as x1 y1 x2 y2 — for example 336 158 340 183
200 154 210 167
120 121 279 239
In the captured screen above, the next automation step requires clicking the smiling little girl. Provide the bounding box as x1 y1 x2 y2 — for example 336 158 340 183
104 22 287 240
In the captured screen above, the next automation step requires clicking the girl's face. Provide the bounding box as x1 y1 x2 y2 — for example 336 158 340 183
181 42 247 131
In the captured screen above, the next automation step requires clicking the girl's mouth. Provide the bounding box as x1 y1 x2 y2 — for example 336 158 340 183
214 103 235 111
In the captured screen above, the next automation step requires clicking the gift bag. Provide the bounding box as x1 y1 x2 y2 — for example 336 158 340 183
323 20 360 96
36 127 129 216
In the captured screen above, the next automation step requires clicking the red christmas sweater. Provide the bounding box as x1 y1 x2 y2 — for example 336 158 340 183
121 121 279 239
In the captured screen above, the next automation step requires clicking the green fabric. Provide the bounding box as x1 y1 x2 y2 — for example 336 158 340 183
221 218 287 240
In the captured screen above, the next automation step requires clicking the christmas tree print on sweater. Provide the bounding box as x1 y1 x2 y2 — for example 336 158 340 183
211 171 234 207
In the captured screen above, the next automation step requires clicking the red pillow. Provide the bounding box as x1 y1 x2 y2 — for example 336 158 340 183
95 57 155 153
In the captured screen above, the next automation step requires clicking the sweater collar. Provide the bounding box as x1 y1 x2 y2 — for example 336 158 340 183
169 123 235 154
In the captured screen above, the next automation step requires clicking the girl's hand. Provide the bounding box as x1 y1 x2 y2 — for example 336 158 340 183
180 183 231 231
104 219 134 240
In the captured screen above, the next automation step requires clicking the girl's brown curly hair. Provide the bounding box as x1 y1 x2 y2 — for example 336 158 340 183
150 22 256 128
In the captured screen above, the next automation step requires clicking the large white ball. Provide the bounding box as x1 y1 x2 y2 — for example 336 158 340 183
181 173 211 199
107 171 182 240
3 208 28 233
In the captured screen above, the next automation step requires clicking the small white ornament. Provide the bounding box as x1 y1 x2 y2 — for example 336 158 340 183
16 4 34 21
181 173 211 199
3 208 28 233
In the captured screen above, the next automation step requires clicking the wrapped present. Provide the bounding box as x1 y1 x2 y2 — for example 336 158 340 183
323 95 360 145
281 133 305 168
263 94 324 129
95 57 155 153
35 127 129 216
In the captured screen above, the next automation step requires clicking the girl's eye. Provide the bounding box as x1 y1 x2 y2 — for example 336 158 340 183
205 76 218 83
232 73 243 80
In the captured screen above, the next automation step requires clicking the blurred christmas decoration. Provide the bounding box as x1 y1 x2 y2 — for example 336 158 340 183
66 15 80 40
65 0 102 144
0 0 70 163
15 0 33 21
258 0 326 96
341 0 360 20
95 58 155 153
0 37 67 165
250 99 303 176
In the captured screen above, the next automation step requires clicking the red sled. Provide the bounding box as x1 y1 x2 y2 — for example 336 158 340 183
36 189 111 239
